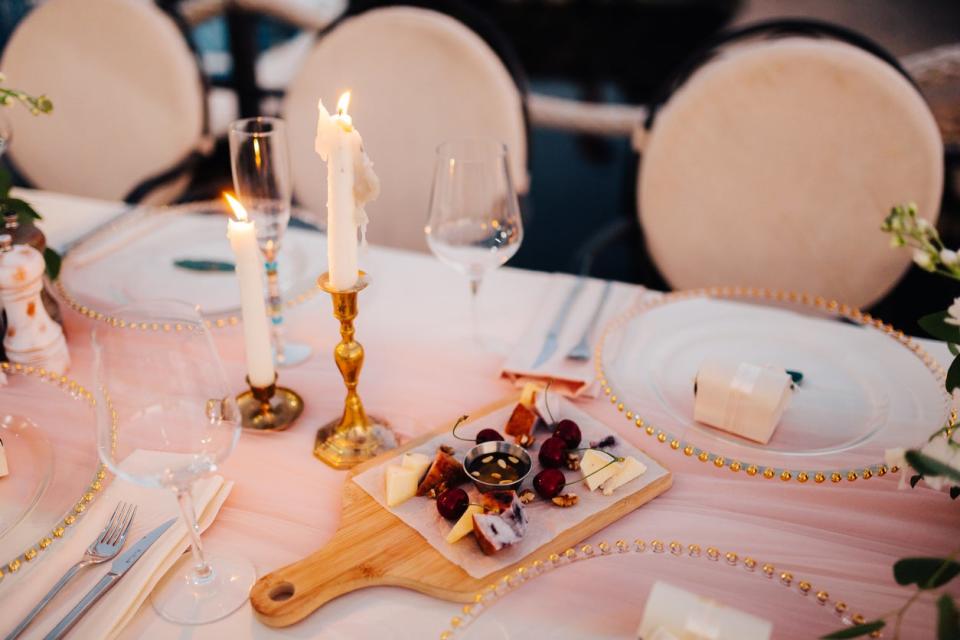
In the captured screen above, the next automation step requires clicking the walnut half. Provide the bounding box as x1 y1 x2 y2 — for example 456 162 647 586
551 493 579 508
518 488 536 504
516 433 536 449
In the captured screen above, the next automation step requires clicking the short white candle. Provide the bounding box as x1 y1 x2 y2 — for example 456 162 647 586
315 91 380 291
225 192 275 388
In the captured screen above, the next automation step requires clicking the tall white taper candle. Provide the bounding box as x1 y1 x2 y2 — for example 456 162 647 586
225 192 276 387
315 91 380 291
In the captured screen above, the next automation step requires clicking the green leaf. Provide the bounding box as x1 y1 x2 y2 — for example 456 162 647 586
939 595 959 640
894 557 960 589
3 197 42 221
821 620 885 638
0 168 11 198
950 343 960 357
919 312 960 343
905 450 960 484
43 247 61 280
948 357 960 394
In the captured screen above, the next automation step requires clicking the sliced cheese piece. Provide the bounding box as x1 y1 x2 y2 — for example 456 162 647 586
385 465 418 507
400 452 431 481
580 449 619 491
519 382 541 409
445 504 483 544
600 456 647 496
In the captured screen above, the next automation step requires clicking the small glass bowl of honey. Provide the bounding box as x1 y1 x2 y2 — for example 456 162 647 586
462 441 531 493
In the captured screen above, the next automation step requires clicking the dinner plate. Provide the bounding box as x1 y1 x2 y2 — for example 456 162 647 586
440 536 867 639
57 200 326 324
596 289 953 484
0 415 53 540
0 364 111 585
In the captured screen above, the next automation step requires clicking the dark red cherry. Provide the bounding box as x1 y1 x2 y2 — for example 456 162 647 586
554 419 581 449
436 488 469 521
538 436 567 468
475 428 504 444
533 468 566 499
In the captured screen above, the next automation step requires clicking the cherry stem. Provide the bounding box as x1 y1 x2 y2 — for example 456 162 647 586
450 415 473 442
569 446 619 462
542 381 556 424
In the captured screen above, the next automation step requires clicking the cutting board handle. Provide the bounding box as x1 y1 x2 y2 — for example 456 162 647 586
250 527 378 627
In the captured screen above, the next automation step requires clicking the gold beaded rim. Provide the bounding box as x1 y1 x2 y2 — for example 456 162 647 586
593 287 957 485
439 536 873 639
55 200 324 330
0 361 116 583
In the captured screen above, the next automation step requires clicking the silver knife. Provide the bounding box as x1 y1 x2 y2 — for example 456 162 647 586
43 519 176 640
530 277 587 369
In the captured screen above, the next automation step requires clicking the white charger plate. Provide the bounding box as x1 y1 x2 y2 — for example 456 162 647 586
596 290 953 484
441 537 872 639
58 201 326 323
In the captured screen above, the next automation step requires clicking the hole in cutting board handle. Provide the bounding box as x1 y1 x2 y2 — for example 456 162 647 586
269 582 296 602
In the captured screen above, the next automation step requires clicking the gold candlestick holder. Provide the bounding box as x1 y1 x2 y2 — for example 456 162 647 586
237 373 304 432
314 271 396 469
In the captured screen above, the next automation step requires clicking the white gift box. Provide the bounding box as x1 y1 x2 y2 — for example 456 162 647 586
693 359 792 444
637 581 772 640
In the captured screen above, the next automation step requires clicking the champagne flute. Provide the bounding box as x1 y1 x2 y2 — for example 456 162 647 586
93 299 254 625
228 116 311 367
425 139 523 346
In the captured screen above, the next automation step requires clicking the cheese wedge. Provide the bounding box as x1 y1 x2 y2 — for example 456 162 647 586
519 382 541 409
385 465 419 507
446 504 483 543
580 449 619 491
600 456 646 496
401 452 431 481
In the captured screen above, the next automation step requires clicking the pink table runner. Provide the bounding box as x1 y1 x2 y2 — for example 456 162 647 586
9 192 959 638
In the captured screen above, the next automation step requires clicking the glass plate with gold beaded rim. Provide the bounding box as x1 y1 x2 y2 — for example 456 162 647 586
595 287 956 485
0 362 115 588
440 537 875 639
57 200 327 328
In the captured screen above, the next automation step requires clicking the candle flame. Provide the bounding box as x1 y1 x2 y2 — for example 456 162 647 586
223 192 248 223
337 91 351 116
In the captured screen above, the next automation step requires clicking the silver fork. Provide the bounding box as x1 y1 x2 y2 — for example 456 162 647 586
5 502 136 640
566 281 614 361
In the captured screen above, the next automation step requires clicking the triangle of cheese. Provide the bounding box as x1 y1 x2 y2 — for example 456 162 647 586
446 504 483 543
400 452 431 481
385 465 419 507
580 449 619 491
600 456 647 496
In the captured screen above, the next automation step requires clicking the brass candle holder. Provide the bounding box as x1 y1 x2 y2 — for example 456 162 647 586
237 373 304 432
314 271 396 469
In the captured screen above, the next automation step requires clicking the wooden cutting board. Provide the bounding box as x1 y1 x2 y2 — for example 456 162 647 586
249 395 673 628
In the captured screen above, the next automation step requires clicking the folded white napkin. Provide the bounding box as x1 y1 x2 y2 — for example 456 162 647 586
0 450 232 640
12 188 129 253
501 274 638 397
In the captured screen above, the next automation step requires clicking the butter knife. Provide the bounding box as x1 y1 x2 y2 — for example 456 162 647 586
173 258 236 272
43 518 176 640
530 277 587 369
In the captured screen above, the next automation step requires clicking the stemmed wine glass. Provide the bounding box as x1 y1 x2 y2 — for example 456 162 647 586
228 116 311 367
93 299 254 625
425 139 523 346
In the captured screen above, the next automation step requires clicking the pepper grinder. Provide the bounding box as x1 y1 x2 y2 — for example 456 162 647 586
0 234 69 374
3 209 62 325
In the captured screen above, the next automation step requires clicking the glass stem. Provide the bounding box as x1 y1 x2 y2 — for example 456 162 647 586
175 487 213 584
264 249 286 365
469 277 482 345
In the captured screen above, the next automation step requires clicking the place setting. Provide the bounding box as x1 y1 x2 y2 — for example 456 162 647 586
1 4 959 640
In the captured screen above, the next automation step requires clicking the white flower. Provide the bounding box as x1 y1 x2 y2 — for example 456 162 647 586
913 249 935 270
941 249 959 266
918 436 960 491
946 298 960 327
885 447 909 489
917 218 934 232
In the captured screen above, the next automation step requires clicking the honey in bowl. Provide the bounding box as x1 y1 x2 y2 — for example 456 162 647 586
463 441 532 493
